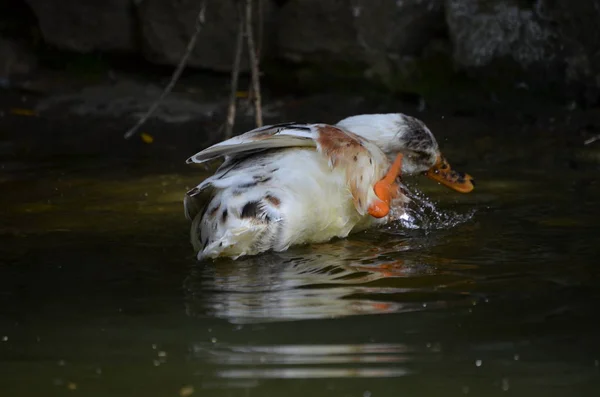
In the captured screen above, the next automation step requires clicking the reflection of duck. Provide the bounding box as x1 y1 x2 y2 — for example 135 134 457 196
183 239 420 323
182 237 477 323
184 114 474 260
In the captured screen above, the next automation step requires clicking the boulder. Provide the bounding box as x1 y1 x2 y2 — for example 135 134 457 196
276 0 361 61
24 0 136 52
445 0 555 69
445 0 600 103
137 0 275 72
277 0 445 63
550 0 600 103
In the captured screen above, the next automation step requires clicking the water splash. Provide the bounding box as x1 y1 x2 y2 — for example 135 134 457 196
389 183 476 231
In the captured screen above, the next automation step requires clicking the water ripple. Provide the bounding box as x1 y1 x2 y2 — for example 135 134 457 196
184 238 477 323
192 343 417 379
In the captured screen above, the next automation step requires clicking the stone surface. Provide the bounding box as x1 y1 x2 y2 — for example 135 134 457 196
5 0 599 104
277 0 360 61
277 0 444 63
34 80 219 123
24 0 136 52
549 0 600 103
137 0 275 72
445 0 555 69
445 0 600 103
276 0 445 87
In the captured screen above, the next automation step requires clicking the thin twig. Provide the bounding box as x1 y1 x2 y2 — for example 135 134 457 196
246 0 264 108
256 0 264 59
224 2 245 139
124 1 206 139
584 134 600 145
245 0 263 127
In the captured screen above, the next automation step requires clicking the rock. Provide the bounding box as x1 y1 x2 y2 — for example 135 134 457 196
24 0 136 52
445 0 555 69
0 37 37 79
137 0 275 72
549 0 600 103
445 0 600 104
34 80 219 123
277 0 361 61
277 0 445 72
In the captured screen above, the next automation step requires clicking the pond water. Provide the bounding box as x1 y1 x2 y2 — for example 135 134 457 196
1 98 599 396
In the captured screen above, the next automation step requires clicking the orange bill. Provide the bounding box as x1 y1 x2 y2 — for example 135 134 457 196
425 155 475 193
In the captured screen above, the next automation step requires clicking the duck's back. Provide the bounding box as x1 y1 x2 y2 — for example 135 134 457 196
188 148 383 260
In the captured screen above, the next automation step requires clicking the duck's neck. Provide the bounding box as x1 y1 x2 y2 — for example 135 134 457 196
336 114 402 156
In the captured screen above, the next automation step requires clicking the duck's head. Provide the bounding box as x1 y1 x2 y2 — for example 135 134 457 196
336 113 475 193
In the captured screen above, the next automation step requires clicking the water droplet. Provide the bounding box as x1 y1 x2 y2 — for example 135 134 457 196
151 344 157 350
462 386 470 394
514 354 520 361
363 391 372 397
158 351 167 358
153 360 160 366
58 360 66 366
1 336 7 342
422 303 427 308
501 378 510 391
211 337 217 343
475 360 482 367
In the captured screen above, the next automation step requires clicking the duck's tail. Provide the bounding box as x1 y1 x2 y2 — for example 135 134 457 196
191 194 285 261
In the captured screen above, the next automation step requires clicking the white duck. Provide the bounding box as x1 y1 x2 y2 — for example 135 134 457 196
184 113 474 260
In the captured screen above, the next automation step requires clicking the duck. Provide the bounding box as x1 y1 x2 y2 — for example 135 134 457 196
184 113 474 260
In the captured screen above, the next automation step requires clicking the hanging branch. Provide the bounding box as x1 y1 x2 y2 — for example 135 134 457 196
224 2 245 139
124 1 207 139
256 0 264 58
246 0 264 106
245 0 263 127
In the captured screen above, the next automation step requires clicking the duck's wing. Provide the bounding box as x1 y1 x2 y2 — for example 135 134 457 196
183 152 270 221
186 122 318 164
185 122 390 218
